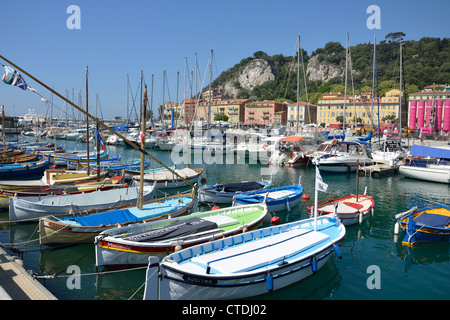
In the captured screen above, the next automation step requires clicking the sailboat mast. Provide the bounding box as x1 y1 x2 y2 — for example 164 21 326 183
138 84 148 211
127 74 129 125
296 35 300 134
376 41 381 144
399 42 403 139
208 49 213 129
86 65 90 174
371 35 376 133
343 33 349 132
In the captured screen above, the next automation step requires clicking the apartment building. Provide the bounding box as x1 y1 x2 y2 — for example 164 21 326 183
244 100 287 126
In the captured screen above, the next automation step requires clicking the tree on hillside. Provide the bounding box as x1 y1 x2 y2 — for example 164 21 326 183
385 32 406 42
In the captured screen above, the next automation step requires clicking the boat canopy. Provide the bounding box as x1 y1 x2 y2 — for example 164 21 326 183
409 144 450 159
279 136 304 143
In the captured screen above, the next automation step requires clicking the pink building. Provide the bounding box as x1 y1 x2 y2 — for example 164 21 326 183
244 101 287 126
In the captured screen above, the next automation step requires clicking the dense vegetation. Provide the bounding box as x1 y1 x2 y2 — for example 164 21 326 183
211 35 450 104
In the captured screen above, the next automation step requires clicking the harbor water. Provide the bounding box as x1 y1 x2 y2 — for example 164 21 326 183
0 137 449 300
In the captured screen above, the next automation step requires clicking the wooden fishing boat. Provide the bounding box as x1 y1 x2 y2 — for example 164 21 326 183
94 203 269 269
9 183 155 222
0 155 50 178
0 175 124 208
38 189 196 246
66 156 122 169
307 193 375 226
132 167 203 189
198 178 272 204
233 179 303 212
0 152 39 164
395 204 450 247
49 148 108 166
143 214 345 300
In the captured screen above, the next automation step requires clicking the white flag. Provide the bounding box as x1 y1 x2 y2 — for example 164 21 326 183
315 166 328 193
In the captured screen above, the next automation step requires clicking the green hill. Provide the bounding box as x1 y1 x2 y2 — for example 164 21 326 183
211 35 450 104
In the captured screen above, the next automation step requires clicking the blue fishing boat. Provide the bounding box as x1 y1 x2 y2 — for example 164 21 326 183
0 155 50 178
395 202 450 247
38 189 196 245
233 178 303 212
198 176 272 204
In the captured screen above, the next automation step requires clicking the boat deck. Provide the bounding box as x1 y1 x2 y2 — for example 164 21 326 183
178 228 330 275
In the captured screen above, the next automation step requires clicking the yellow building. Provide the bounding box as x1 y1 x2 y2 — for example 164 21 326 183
286 101 317 127
317 90 400 127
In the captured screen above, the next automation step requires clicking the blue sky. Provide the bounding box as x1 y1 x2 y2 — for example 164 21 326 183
1 0 449 119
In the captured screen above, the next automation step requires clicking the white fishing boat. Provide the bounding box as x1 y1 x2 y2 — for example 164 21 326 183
132 167 203 189
9 183 155 222
143 214 345 300
143 163 345 300
94 203 269 269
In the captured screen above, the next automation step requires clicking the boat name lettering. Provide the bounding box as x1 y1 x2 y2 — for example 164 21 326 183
182 275 217 285
104 242 131 251
47 221 71 231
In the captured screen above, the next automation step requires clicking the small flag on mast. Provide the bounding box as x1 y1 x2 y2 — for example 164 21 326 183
315 166 328 193
2 66 28 90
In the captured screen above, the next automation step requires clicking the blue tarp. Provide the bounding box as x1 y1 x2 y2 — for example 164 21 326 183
414 212 450 228
410 144 450 159
75 209 139 226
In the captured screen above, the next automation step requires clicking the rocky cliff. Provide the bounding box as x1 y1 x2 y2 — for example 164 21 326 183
306 55 344 82
221 59 276 98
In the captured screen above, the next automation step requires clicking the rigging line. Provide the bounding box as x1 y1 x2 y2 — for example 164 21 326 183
33 265 147 281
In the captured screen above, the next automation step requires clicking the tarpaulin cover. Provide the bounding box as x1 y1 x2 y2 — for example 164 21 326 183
123 217 218 242
214 181 265 193
410 144 450 159
279 136 304 143
414 212 450 228
75 209 139 226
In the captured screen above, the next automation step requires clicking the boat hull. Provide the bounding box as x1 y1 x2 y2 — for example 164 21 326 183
0 157 50 178
9 185 155 222
307 194 375 226
233 185 303 212
39 192 195 246
398 165 450 183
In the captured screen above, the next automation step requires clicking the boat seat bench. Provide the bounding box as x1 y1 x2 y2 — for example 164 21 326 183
185 228 330 274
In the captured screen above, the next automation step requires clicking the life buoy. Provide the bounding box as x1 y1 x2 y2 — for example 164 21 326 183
290 152 296 159
262 144 268 150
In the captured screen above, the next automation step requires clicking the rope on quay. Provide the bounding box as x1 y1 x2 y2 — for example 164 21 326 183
30 265 147 280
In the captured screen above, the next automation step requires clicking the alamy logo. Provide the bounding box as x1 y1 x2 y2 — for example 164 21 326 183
67 5 81 30
366 265 381 289
366 5 381 30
